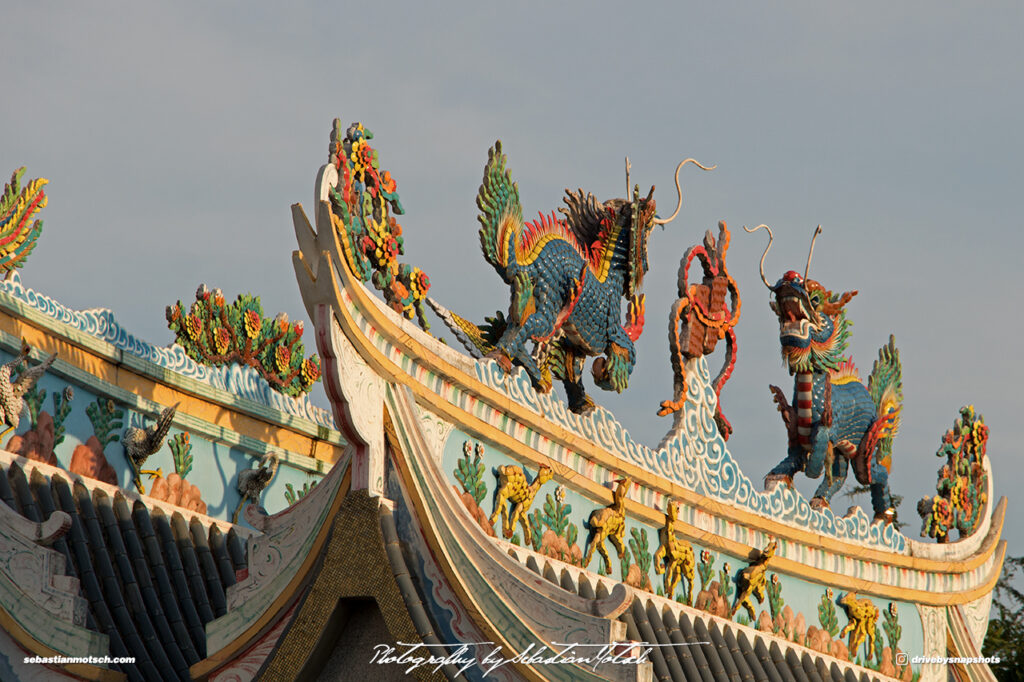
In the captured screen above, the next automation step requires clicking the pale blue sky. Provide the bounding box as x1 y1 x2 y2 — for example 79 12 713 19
4 3 1022 558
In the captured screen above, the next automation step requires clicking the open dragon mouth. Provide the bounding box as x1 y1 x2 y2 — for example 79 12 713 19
770 284 820 345
777 295 811 338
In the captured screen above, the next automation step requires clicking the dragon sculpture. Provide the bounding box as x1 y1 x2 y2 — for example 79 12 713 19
747 225 903 522
658 221 740 438
433 144 711 413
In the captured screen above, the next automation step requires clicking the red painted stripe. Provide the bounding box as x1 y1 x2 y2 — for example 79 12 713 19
0 191 44 248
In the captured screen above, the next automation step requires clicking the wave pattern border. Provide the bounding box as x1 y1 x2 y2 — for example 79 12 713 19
0 273 336 430
475 354 906 552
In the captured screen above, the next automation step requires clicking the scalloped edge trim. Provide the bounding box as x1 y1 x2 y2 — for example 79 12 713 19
0 273 336 430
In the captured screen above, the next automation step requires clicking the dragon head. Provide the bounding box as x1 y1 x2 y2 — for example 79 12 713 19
745 225 857 374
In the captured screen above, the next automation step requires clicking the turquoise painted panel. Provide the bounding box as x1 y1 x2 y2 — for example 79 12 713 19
442 428 926 676
0 347 322 525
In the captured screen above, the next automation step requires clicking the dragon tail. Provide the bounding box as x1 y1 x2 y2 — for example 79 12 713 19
476 141 523 283
426 297 505 358
864 335 903 473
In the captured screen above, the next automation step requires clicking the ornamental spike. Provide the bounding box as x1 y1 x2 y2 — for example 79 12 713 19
804 224 822 282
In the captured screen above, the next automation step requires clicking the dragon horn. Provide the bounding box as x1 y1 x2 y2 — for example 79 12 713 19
651 158 716 225
804 225 822 282
743 224 774 289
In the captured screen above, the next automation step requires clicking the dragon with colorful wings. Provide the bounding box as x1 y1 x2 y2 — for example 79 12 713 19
747 225 903 522
433 143 711 413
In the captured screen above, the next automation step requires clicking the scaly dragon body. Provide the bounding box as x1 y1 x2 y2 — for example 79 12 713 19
760 264 903 521
440 142 708 413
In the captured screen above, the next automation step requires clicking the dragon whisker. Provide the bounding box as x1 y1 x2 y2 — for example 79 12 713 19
651 158 715 226
743 223 774 289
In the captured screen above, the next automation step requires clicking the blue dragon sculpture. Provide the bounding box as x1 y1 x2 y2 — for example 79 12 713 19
746 225 903 522
433 142 711 413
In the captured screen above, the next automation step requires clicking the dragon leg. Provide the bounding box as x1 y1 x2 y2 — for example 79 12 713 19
867 462 895 521
804 433 831 479
765 443 806 489
492 327 546 391
562 351 594 414
593 340 636 393
811 446 848 508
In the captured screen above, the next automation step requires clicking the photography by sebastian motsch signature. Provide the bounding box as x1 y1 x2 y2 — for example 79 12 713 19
369 640 711 677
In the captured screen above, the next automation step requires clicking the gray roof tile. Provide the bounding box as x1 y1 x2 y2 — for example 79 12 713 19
1 460 246 679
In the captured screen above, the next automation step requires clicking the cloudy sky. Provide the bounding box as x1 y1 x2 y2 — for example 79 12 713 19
5 4 1022 561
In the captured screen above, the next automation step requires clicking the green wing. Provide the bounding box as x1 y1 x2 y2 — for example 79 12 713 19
868 335 903 469
476 141 522 283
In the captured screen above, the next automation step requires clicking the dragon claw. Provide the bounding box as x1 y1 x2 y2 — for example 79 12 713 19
569 395 596 415
873 508 897 526
764 474 793 491
809 497 830 511
485 348 513 373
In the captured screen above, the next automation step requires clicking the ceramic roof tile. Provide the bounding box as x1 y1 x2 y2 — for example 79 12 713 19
171 512 216 625
674 609 716 682
189 517 227 617
694 612 734 681
1 460 247 679
705 621 743 682
153 508 208 654
77 480 164 680
208 525 238 586
133 502 202 663
645 600 690 682
225 527 247 572
768 640 799 682
9 463 39 521
784 646 812 682
720 624 759 682
113 494 192 678
637 602 676 681
51 473 138 679
659 608 706 682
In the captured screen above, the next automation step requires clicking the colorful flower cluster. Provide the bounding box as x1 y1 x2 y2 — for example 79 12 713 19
917 405 989 541
166 284 321 397
327 120 431 330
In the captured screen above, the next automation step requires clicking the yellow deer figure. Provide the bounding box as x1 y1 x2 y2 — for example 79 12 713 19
731 539 777 619
839 593 879 659
583 478 631 574
490 463 553 545
654 500 695 603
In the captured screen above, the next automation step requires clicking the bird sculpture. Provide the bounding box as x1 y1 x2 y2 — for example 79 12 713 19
0 342 56 439
232 452 279 523
123 404 177 493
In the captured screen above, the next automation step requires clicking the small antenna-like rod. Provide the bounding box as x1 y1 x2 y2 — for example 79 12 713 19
743 224 774 289
652 158 715 226
804 225 822 282
625 157 631 197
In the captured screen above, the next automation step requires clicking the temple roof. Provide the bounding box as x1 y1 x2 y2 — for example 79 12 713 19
517 551 888 682
1 456 249 681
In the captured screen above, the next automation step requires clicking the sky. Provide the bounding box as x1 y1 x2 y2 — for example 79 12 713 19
4 4 1022 568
